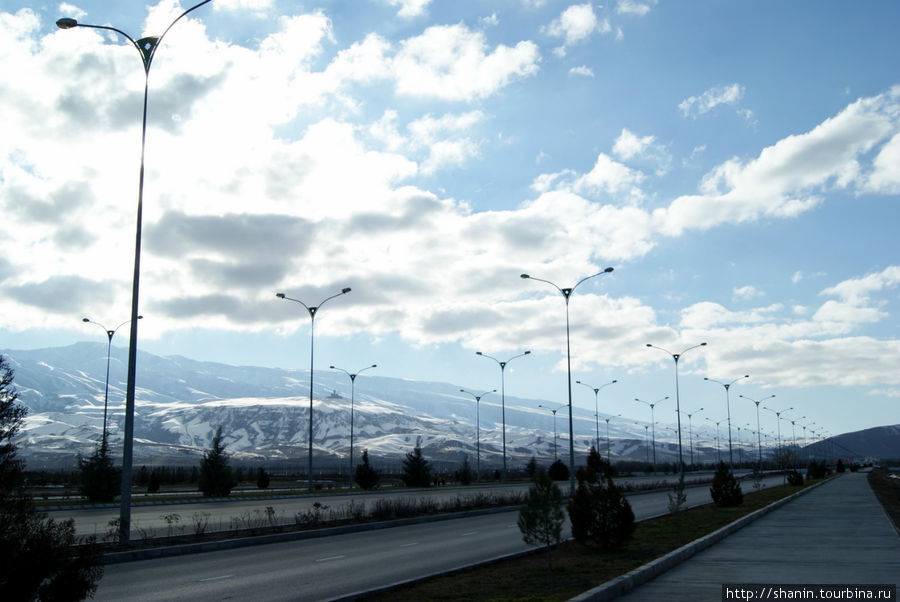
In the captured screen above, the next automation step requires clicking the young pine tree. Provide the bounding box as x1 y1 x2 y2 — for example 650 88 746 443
198 426 237 497
710 461 743 507
567 447 635 550
517 468 565 570
354 450 379 490
78 438 120 502
401 441 432 487
0 355 103 599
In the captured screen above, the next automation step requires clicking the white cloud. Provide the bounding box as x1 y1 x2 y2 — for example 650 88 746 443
213 0 273 13
617 0 654 16
544 3 612 53
613 128 654 160
386 0 433 18
57 3 86 19
569 65 594 77
393 24 540 101
679 83 746 119
733 285 764 301
656 87 900 237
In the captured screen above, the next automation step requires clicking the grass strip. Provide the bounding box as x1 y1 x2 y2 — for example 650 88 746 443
867 468 900 532
363 481 821 602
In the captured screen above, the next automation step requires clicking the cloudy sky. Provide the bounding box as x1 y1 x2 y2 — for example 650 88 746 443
1 0 898 444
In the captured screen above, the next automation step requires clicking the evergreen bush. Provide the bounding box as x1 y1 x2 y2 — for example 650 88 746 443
354 450 380 490
547 458 569 482
518 468 565 569
710 461 743 507
401 441 432 487
198 426 237 497
78 439 120 503
567 447 635 550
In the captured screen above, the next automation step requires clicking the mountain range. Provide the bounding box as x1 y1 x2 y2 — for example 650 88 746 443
2 343 897 471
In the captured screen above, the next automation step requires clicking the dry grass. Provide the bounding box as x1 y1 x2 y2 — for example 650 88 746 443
363 482 816 602
867 468 900 530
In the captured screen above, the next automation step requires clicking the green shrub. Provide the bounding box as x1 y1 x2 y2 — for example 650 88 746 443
354 450 380 490
710 461 743 507
786 470 804 486
567 448 635 550
547 459 569 482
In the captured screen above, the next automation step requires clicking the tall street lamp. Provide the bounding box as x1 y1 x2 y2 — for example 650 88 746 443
634 423 651 466
522 267 614 492
576 379 617 452
740 394 775 467
538 403 567 462
476 350 530 481
330 363 376 488
82 315 142 447
706 417 724 464
684 407 703 470
763 405 793 465
57 0 215 546
646 342 707 474
460 389 496 481
704 375 748 466
603 414 621 463
277 288 351 491
634 396 667 473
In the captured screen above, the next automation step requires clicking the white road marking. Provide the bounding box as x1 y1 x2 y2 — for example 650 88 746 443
461 531 477 536
315 555 346 563
198 575 235 582
399 542 419 547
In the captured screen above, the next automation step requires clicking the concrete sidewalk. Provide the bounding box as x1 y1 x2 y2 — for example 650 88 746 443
607 472 899 601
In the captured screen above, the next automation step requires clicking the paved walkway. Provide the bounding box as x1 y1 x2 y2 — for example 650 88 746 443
613 471 899 601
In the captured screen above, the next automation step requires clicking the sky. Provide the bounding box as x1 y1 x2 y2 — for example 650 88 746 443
1 0 898 445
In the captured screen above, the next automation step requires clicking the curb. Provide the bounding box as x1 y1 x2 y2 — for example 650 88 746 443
568 476 836 601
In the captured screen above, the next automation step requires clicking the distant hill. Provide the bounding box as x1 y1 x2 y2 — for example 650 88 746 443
805 424 900 462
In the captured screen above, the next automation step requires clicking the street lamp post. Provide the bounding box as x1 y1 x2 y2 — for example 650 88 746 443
634 396 668 474
704 375 748 466
706 417 723 464
476 351 530 481
763 405 793 467
788 416 805 470
57 0 215 546
739 394 775 467
460 389 496 481
603 414 621 463
538 403 567 462
82 316 142 446
277 288 351 492
576 379 617 452
330 363 376 488
646 342 707 474
684 408 703 470
635 423 651 466
522 267 615 492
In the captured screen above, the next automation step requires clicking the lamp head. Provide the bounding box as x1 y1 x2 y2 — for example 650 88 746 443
370 364 377 368
476 351 483 356
56 18 78 29
276 293 285 299
700 342 707 346
82 317 90 322
329 365 335 369
341 287 351 294
603 267 614 273
524 350 531 355
520 274 530 279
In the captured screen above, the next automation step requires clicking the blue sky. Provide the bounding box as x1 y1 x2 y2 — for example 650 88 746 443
1 0 898 444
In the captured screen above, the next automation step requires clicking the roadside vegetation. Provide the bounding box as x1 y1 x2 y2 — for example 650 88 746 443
364 479 823 601
867 467 900 530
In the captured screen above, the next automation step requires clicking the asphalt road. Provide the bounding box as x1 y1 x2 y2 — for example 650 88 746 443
49 473 727 539
89 475 785 601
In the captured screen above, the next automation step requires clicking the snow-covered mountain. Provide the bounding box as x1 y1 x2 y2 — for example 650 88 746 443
0 343 748 470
